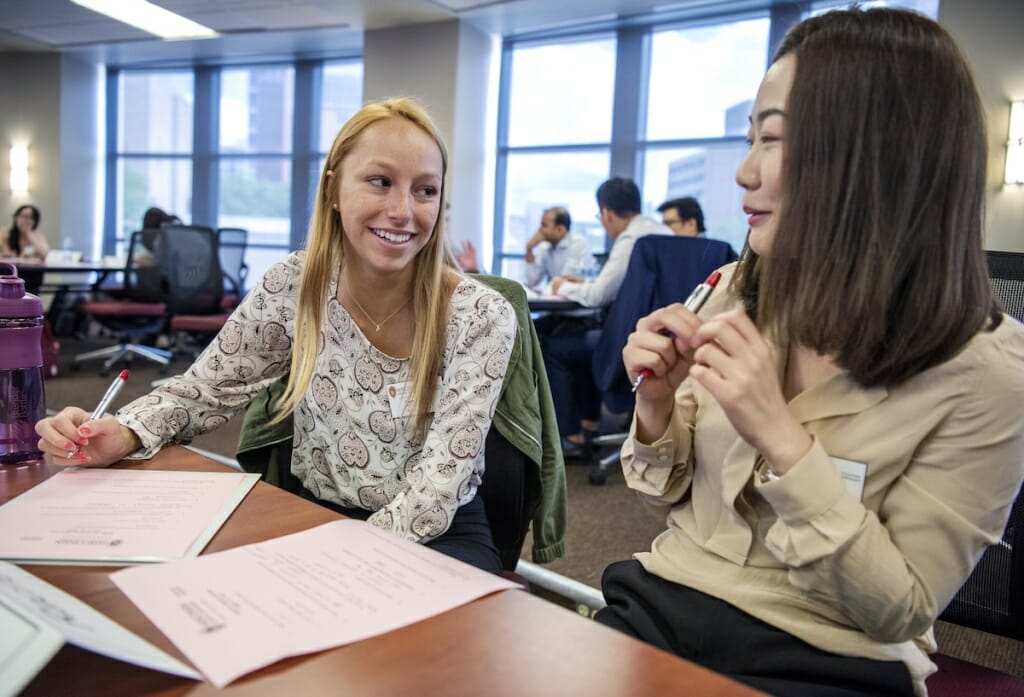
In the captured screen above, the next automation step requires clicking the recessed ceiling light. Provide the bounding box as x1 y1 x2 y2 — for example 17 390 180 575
427 0 523 12
70 0 218 41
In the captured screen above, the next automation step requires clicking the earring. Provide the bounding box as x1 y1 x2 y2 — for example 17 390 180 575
332 203 339 211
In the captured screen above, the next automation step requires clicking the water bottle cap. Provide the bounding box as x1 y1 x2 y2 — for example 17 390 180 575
0 262 44 318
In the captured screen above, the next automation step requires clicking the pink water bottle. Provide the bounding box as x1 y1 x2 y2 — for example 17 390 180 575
0 262 46 464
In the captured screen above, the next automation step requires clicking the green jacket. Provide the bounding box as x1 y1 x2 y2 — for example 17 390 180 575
236 274 566 564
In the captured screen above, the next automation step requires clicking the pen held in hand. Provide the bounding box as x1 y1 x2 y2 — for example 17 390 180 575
67 369 130 458
631 271 722 393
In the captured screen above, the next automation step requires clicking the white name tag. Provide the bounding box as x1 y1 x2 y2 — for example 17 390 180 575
386 380 442 419
832 456 867 501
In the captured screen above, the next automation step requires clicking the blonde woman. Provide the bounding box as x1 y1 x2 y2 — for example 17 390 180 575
36 98 517 573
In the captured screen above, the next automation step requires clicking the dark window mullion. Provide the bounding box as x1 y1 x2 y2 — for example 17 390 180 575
193 66 219 227
292 60 319 251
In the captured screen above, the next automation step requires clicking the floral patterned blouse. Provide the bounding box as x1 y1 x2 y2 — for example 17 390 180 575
116 251 517 543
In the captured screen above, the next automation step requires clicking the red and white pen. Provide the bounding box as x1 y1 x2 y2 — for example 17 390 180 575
67 369 130 458
631 271 722 393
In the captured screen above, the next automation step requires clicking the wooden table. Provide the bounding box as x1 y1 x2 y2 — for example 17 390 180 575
1 448 765 697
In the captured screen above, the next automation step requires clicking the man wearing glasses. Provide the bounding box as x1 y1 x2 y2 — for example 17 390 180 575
657 196 706 237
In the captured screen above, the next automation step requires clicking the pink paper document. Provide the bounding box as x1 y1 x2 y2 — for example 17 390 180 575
112 520 520 687
0 469 259 564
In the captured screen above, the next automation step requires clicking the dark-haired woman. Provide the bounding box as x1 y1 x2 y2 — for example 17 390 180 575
596 8 1024 697
1 204 49 260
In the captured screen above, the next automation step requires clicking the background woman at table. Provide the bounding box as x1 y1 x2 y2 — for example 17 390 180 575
1 204 49 260
2 204 48 295
596 8 1024 697
35 97 517 574
1 203 49 294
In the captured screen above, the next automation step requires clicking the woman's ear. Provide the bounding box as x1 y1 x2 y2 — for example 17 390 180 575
323 169 337 210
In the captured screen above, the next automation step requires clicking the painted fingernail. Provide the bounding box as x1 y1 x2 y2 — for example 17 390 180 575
79 427 92 436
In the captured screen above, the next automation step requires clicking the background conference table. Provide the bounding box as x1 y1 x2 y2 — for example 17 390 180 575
2 447 765 697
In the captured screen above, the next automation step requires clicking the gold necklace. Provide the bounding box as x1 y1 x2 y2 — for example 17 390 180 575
344 280 411 333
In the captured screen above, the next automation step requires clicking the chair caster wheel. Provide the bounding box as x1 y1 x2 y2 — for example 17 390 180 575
588 469 607 486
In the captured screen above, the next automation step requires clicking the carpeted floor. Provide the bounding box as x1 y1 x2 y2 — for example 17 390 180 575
44 338 1024 679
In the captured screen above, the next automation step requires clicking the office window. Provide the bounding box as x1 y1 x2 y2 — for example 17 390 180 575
502 151 610 278
494 17 769 274
320 61 364 152
506 37 616 147
646 19 769 141
643 17 768 251
117 159 192 237
110 58 363 280
217 66 295 279
219 67 294 153
115 71 194 239
119 72 193 152
641 144 749 252
495 35 616 275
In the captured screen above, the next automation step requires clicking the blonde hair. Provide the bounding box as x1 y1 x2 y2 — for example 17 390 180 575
274 97 460 439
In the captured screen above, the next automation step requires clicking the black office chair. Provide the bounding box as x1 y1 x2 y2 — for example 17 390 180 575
159 225 228 358
216 227 249 306
73 229 171 374
926 250 1024 695
587 235 738 485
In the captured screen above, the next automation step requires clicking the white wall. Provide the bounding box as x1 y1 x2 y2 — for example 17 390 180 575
0 52 104 257
940 0 1024 251
363 20 498 263
58 54 104 258
0 52 63 248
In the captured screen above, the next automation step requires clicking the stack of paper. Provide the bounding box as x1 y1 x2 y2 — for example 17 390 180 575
0 561 199 696
0 469 259 565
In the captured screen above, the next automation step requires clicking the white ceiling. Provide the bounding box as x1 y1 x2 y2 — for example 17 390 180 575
0 0 762 67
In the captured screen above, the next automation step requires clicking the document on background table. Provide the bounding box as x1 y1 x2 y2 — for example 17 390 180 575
0 560 200 696
0 469 260 565
112 519 521 687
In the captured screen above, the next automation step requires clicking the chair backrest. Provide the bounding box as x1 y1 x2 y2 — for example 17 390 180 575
155 224 224 315
987 251 1024 322
592 235 738 413
938 250 1024 640
217 227 249 298
123 229 165 303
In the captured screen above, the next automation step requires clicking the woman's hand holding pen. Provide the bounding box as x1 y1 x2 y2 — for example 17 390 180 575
688 308 811 474
35 407 141 467
624 303 704 442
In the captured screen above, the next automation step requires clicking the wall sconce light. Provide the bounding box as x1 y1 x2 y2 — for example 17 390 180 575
9 145 29 194
1006 101 1024 186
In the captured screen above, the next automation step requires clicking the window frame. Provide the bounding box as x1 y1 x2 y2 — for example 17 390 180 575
492 6 797 275
106 56 362 269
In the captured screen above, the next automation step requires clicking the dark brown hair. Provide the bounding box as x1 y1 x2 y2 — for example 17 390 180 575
732 7 996 387
9 204 40 253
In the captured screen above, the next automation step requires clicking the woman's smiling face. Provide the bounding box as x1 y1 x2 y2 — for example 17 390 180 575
736 53 795 258
333 117 444 279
